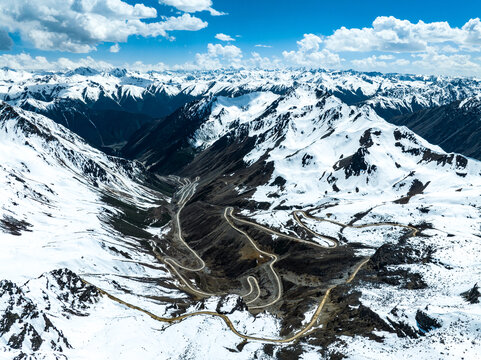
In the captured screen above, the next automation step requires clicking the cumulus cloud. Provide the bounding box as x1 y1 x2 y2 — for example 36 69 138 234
161 13 208 31
124 60 168 72
0 53 113 71
215 33 235 42
276 17 481 75
324 16 481 53
351 55 389 69
393 58 410 66
348 51 481 76
461 18 481 50
254 44 272 48
411 49 481 76
109 44 120 53
248 52 281 69
173 43 243 70
282 34 342 68
0 29 13 51
378 54 395 60
0 0 208 53
196 43 243 68
0 47 243 72
0 52 172 73
159 0 224 16
351 55 411 71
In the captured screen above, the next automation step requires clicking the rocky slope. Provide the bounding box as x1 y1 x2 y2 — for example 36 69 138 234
0 101 298 360
0 101 186 358
2 70 481 359
2 68 481 153
391 96 481 160
121 83 481 358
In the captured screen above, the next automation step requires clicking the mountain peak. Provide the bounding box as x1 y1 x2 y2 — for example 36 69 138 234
65 67 101 77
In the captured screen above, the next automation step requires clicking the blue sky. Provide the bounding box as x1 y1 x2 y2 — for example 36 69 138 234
1 0 481 75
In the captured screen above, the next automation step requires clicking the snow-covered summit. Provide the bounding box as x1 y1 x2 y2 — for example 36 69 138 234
177 84 481 359
2 70 481 360
1 68 480 118
185 85 480 203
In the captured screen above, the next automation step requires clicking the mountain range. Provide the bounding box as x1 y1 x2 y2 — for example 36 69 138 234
1 68 481 360
3 68 481 158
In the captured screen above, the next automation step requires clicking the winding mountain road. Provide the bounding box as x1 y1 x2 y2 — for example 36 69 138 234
159 177 216 297
244 276 262 305
224 207 283 309
294 210 419 237
229 207 338 248
81 255 371 344
90 177 421 343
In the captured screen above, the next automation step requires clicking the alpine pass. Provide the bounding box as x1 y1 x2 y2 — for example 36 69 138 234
1 1 481 359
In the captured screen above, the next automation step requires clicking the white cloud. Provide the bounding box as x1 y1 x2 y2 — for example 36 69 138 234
124 60 168 72
393 58 410 66
159 0 224 16
0 0 207 53
351 55 388 69
0 29 13 51
4 21 481 77
215 33 235 42
350 54 410 71
378 54 394 60
324 16 481 53
109 44 120 53
160 13 208 31
440 45 459 53
174 43 243 70
0 47 242 72
348 50 481 76
248 52 281 69
207 43 242 58
278 18 481 76
411 49 481 76
0 52 172 73
0 53 113 71
462 18 481 49
282 34 342 68
254 44 272 48
350 55 410 71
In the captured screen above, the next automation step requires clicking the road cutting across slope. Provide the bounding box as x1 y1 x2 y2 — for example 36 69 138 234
244 276 262 305
294 210 419 237
229 208 338 248
158 177 216 297
224 207 283 309
159 180 418 307
81 255 371 344
84 200 419 343
132 178 421 342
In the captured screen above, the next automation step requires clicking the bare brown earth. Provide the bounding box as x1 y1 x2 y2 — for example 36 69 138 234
98 130 429 357
95 165 426 360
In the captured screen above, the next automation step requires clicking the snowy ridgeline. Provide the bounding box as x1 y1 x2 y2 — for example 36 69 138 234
1 71 481 360
189 85 481 358
1 67 481 118
0 101 284 360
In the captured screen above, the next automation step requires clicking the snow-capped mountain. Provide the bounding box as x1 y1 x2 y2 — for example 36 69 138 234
2 70 481 360
119 83 481 358
3 68 480 114
187 85 479 198
0 101 300 360
1 68 481 154
391 96 481 160
0 101 190 358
